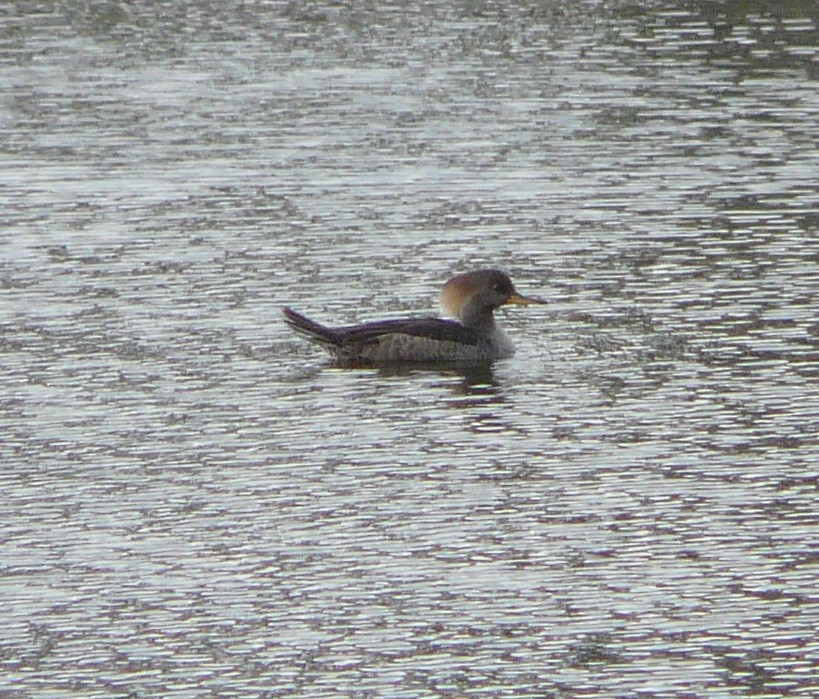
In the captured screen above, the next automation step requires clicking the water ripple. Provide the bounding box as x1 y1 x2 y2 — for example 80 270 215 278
2 1 818 697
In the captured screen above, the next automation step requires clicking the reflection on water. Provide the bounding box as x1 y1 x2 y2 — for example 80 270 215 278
1 1 818 697
376 362 499 394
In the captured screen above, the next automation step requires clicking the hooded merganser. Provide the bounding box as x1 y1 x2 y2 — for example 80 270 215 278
283 269 546 364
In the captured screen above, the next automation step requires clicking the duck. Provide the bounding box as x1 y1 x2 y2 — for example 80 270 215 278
283 269 546 365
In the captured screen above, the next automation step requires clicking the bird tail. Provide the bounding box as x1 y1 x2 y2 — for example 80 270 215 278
282 307 343 353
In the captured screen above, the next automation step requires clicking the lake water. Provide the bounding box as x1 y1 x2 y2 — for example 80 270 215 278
1 1 818 697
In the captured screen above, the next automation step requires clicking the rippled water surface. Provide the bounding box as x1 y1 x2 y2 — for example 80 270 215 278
2 1 818 697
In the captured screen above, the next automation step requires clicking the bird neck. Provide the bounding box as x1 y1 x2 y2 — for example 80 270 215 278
458 302 497 331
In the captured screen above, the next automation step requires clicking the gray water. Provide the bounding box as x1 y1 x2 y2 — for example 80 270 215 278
1 1 818 697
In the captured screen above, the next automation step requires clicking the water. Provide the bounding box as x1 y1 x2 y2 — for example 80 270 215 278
1 1 817 697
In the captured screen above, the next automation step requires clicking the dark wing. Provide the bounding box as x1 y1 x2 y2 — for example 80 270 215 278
337 317 479 346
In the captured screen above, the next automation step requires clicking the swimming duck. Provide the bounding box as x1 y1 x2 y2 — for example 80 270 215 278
283 269 546 364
